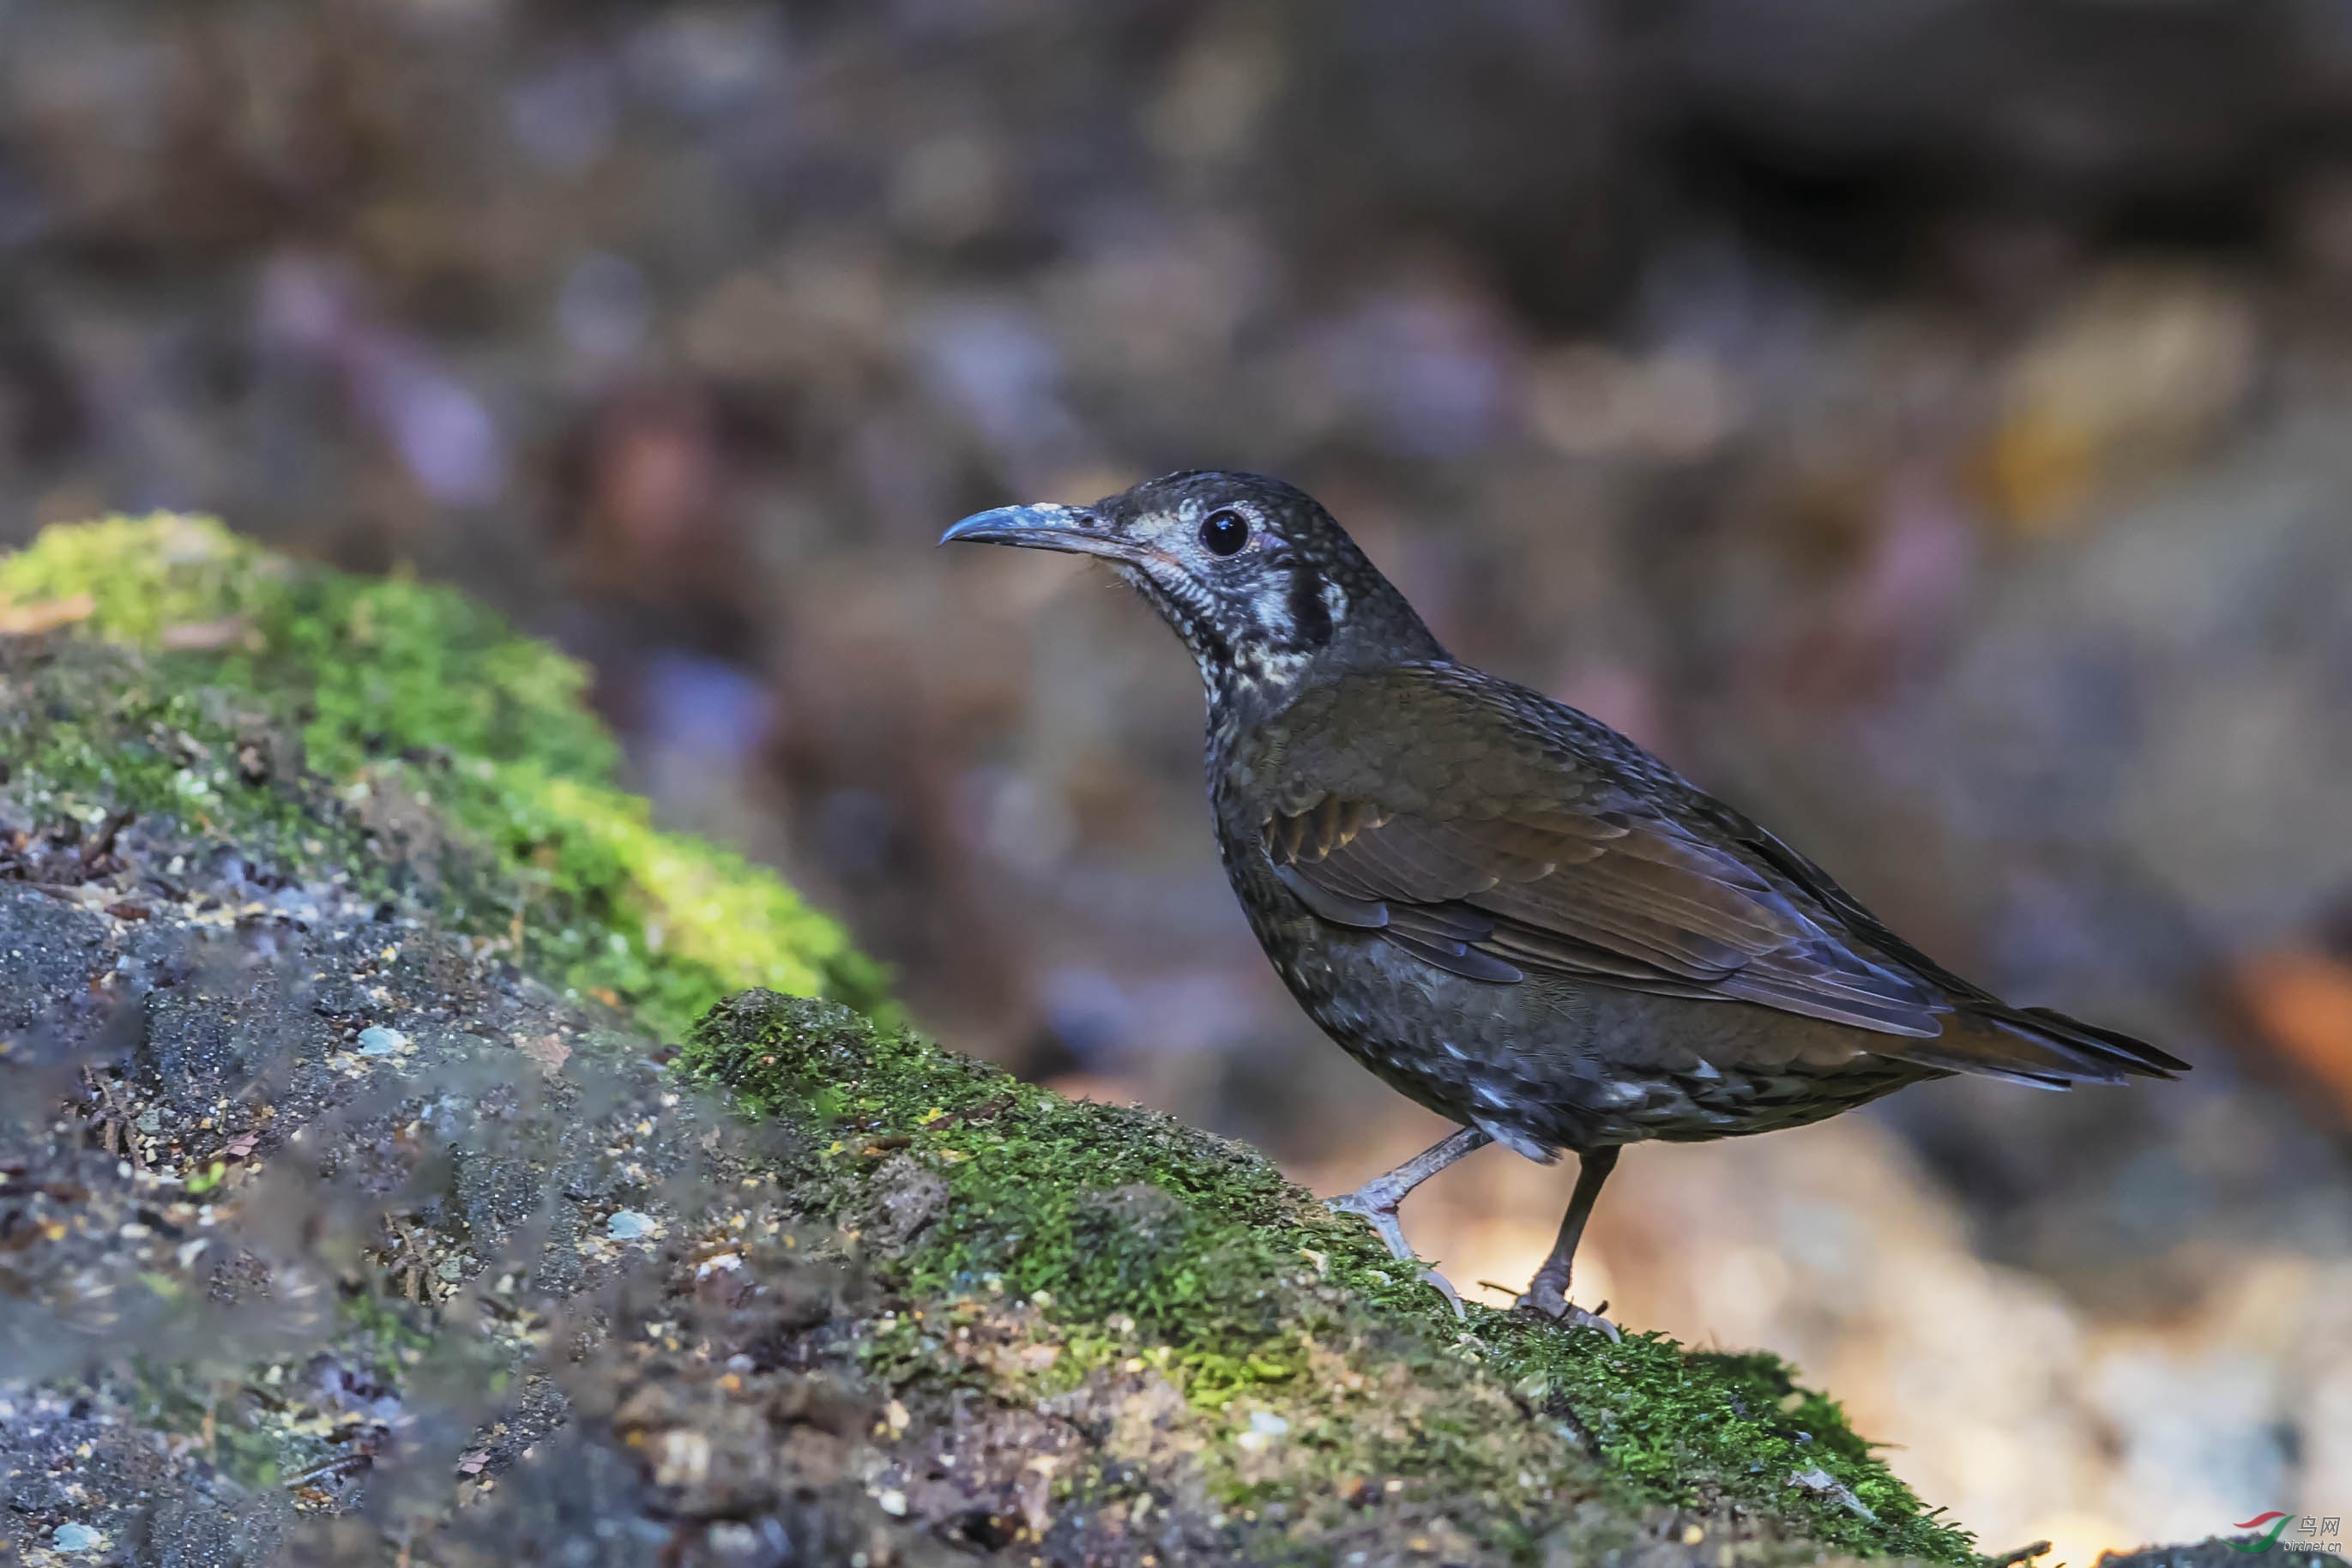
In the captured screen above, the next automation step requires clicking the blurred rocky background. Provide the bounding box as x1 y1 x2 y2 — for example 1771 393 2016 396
2 0 2349 1558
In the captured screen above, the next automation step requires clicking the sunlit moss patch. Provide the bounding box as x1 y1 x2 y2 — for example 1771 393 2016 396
0 515 884 1034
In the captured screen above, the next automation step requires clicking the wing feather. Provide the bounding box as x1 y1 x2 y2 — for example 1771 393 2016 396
1254 666 1945 1038
1248 664 2184 1082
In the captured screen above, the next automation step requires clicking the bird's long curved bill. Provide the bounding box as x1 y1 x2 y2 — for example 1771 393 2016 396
939 504 1134 560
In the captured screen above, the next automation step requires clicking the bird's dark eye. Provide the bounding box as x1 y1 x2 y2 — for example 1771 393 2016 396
1200 508 1251 556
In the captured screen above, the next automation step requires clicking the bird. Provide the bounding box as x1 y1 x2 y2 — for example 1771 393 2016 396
942 471 2188 1332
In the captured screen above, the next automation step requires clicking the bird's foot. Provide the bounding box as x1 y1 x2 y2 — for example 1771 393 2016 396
1324 1188 1414 1263
1514 1282 1622 1342
1326 1191 1465 1318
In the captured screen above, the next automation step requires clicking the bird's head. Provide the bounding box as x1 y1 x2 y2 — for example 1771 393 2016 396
942 471 1443 717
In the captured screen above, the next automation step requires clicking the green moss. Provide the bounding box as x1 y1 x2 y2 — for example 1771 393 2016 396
1482 1325 1969 1559
0 515 886 1034
1 514 301 649
683 991 1981 1565
1 643 370 872
679 991 1432 1381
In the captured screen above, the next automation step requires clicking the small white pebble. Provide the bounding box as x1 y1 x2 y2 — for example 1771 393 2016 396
877 1488 908 1517
356 1027 407 1057
606 1210 654 1240
52 1523 104 1553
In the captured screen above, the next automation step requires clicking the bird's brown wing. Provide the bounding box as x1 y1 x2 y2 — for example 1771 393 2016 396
1253 665 2187 1084
1254 665 1947 1036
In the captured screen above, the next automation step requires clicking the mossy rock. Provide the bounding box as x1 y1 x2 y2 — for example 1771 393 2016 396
0 514 885 1035
682 990 1982 1565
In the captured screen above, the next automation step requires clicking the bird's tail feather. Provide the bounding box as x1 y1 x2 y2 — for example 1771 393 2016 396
1885 1004 2188 1088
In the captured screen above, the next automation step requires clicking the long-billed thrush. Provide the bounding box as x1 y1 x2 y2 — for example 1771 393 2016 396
944 471 2187 1330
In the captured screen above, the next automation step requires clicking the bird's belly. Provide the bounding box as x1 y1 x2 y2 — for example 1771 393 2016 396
1257 916 1925 1154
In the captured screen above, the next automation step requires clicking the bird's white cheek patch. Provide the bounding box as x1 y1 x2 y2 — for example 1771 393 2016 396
1248 582 1294 642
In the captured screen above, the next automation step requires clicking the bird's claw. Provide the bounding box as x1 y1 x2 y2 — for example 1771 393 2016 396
1558 1303 1622 1342
1325 1189 1414 1262
1514 1288 1622 1342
